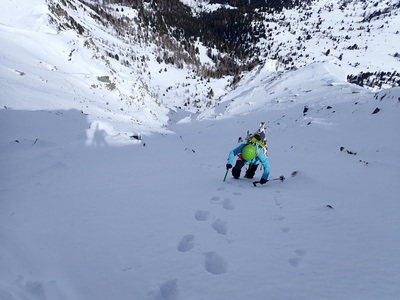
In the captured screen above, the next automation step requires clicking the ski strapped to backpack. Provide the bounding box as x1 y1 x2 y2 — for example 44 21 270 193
240 122 268 157
236 122 268 172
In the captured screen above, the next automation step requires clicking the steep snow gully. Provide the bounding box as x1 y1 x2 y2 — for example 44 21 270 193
1 66 400 299
1 0 400 299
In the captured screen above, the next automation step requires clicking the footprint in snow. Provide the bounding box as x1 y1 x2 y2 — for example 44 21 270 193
212 219 228 235
272 215 285 221
204 251 228 275
295 249 307 256
288 249 307 267
288 257 302 267
274 196 283 209
177 234 195 252
210 196 221 202
223 199 235 210
154 279 179 300
195 210 210 221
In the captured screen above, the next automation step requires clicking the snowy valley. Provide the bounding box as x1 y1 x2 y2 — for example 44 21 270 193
1 0 400 299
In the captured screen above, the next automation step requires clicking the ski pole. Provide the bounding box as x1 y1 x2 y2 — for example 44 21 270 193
223 169 229 182
253 175 285 186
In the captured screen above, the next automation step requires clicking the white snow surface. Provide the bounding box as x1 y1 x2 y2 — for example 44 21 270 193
1 1 400 300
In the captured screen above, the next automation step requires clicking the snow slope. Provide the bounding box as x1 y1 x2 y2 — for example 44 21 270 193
1 1 400 300
1 68 400 300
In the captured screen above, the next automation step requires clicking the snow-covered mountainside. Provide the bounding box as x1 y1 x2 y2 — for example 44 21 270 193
1 0 400 299
1 0 399 133
256 0 400 87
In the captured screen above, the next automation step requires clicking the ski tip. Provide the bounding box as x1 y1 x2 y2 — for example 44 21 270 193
291 171 299 177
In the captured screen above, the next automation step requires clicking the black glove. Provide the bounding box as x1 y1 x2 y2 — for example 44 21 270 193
226 164 232 170
260 178 268 184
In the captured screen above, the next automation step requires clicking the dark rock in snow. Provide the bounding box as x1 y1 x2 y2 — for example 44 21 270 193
372 107 381 114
